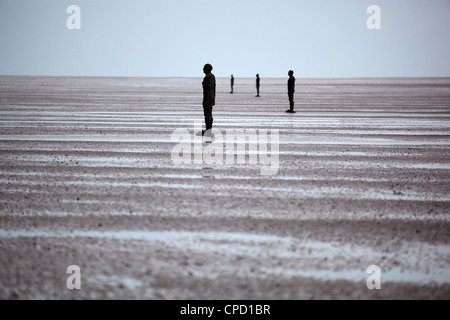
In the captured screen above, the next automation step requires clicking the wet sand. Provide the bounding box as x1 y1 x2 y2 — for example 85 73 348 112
0 75 449 299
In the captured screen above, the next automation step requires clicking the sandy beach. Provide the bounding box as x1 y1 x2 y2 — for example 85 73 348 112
0 75 449 300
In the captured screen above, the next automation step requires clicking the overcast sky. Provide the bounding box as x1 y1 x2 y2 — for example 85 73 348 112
1 0 449 78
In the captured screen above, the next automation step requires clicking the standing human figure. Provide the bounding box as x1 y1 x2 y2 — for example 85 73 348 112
286 70 296 113
230 75 234 94
200 63 216 136
255 74 260 97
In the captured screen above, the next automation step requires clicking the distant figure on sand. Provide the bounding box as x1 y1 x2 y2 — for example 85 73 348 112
230 75 234 94
255 74 260 97
286 70 296 113
199 64 216 136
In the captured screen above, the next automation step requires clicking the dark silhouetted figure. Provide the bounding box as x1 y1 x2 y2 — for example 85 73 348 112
200 63 216 136
230 75 234 94
286 70 296 113
255 74 260 97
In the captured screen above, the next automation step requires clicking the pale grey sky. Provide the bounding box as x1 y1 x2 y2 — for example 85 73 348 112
1 0 449 78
